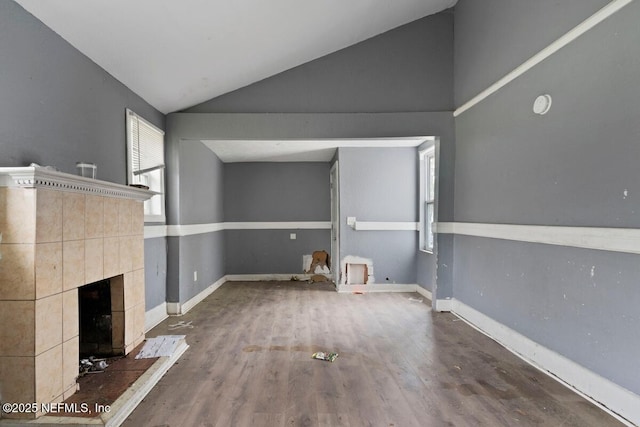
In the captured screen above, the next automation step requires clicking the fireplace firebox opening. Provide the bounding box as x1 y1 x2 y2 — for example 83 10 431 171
78 275 124 358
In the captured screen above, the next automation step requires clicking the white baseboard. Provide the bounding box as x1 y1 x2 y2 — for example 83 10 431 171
166 302 181 315
414 285 433 301
145 302 169 332
435 298 453 312
337 283 417 293
164 277 227 316
180 277 227 315
225 273 311 282
451 299 639 426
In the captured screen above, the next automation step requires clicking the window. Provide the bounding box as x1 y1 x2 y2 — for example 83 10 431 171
420 146 436 252
126 109 165 222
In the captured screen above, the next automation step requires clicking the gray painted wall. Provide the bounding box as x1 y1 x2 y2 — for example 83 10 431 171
167 140 226 304
338 147 418 284
224 162 330 275
454 236 640 395
226 230 330 275
165 112 455 300
0 1 164 182
144 238 167 309
453 0 640 395
178 233 226 304
183 12 453 113
1 1 167 312
453 0 610 106
171 10 454 295
224 162 330 221
179 141 225 224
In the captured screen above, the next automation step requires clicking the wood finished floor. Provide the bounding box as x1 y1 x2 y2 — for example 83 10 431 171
124 281 623 427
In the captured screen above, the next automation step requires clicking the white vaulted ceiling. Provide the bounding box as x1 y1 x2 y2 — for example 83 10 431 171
15 0 457 114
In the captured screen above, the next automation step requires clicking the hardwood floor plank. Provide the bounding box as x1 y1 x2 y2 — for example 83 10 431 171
122 281 623 427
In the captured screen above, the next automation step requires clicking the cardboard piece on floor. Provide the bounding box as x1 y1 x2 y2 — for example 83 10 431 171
136 335 186 359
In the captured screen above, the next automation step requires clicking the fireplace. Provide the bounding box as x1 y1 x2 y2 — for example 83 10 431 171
0 167 152 419
78 276 126 357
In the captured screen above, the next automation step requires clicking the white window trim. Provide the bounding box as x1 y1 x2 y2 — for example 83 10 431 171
126 109 166 223
419 146 436 253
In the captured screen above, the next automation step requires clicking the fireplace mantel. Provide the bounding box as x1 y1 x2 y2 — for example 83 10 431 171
0 168 152 419
0 166 155 200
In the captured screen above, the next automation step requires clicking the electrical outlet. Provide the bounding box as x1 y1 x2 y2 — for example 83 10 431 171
290 233 296 240
193 271 198 281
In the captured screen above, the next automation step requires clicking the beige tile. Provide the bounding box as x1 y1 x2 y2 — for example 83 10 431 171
63 383 79 400
62 192 85 241
118 198 132 236
104 198 119 237
63 240 85 291
0 243 35 300
85 238 104 283
112 310 125 351
131 236 145 271
103 236 120 278
35 242 63 299
85 195 104 239
36 189 62 243
119 236 133 273
62 336 79 393
35 293 63 355
0 187 36 243
131 200 144 236
125 334 145 355
124 269 145 310
110 274 125 312
133 302 146 340
0 301 35 356
123 307 134 348
0 356 36 406
62 289 79 342
35 344 63 406
123 304 145 351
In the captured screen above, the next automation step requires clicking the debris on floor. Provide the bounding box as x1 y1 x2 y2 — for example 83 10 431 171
168 320 194 330
136 335 187 359
308 274 330 284
79 356 108 376
408 297 423 303
312 351 339 362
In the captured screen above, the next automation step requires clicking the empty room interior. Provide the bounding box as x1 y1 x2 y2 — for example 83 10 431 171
0 0 639 425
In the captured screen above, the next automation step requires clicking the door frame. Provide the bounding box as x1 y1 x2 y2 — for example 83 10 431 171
330 161 340 286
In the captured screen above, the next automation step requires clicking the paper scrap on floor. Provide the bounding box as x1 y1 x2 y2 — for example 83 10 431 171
312 351 338 362
136 335 186 359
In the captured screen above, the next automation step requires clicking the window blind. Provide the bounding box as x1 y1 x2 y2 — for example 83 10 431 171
127 110 165 180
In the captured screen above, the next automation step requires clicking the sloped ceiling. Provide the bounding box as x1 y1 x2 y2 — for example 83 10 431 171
15 0 457 114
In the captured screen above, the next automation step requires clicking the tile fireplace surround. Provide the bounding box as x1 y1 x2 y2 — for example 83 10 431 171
0 167 153 419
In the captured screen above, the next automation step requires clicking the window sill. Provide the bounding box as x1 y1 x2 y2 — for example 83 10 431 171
419 249 434 255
